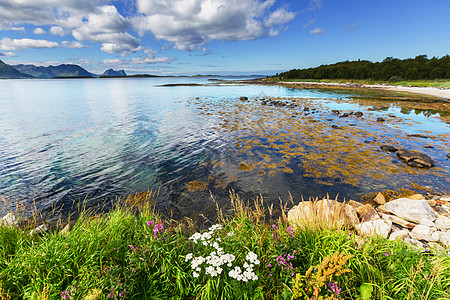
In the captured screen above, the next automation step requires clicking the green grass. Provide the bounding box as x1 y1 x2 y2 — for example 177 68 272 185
1 195 449 299
265 78 450 89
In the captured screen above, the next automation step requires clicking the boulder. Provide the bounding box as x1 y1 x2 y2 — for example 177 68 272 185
396 149 435 168
375 204 390 214
389 229 410 241
435 216 450 231
384 198 436 223
373 192 386 205
355 219 392 239
348 200 363 210
354 112 363 117
410 224 437 242
379 213 416 230
376 117 385 122
380 145 398 153
356 204 380 222
240 96 248 101
439 231 450 247
404 238 425 249
419 218 435 228
288 199 358 230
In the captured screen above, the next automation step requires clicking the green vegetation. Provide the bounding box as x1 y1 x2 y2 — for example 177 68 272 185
1 193 449 299
277 55 450 82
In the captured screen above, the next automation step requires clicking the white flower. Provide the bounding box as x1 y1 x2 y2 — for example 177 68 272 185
185 253 193 262
193 272 199 278
227 232 234 237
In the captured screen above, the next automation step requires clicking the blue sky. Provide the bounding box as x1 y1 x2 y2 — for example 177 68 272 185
0 0 449 75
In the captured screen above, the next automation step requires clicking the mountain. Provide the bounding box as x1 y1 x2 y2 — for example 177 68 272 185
13 64 95 78
102 69 127 77
0 60 34 79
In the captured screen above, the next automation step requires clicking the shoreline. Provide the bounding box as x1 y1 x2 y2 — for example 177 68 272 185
273 80 450 100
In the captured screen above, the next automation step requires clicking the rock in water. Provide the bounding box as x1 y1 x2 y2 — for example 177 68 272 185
376 117 385 122
396 149 435 168
240 96 248 101
384 198 437 223
380 145 398 153
354 111 363 117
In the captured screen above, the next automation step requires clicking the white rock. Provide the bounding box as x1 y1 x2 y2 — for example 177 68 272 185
404 238 425 249
1 212 18 227
379 213 416 229
435 216 450 231
389 229 410 241
355 219 392 239
410 224 437 242
384 198 437 223
30 224 48 236
431 231 441 242
439 195 450 202
439 231 450 247
419 218 435 228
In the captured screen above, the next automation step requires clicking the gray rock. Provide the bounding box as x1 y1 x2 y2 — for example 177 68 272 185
355 219 392 238
355 204 380 222
384 198 437 223
410 224 437 242
389 229 410 241
1 212 18 227
431 231 441 242
435 216 450 231
380 145 398 153
439 195 450 202
396 149 435 168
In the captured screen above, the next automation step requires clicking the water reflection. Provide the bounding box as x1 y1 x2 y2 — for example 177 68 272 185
0 78 448 220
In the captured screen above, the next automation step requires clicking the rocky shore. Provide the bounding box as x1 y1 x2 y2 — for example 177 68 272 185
288 192 450 252
277 81 450 100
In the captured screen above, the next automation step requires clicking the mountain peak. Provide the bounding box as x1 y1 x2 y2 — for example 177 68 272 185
102 69 127 77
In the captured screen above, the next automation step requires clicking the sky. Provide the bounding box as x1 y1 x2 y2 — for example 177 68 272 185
0 0 449 75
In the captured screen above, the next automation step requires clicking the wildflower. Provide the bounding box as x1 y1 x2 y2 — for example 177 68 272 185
193 271 199 278
286 226 294 234
146 220 155 226
385 252 390 256
227 232 234 237
328 282 341 295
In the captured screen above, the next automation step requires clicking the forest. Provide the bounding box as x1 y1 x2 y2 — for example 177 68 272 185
278 55 450 81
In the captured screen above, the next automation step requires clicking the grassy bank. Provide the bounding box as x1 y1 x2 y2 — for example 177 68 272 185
1 193 450 299
265 78 450 89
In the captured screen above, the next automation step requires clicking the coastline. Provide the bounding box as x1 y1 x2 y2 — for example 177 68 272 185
275 81 450 100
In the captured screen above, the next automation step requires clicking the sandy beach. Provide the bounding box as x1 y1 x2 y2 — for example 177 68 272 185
279 81 450 100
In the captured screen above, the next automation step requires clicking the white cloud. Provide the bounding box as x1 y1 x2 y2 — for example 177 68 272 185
265 8 296 27
62 40 85 48
0 51 17 57
33 27 46 34
72 5 141 55
132 0 295 50
302 18 316 29
102 51 174 66
310 27 323 35
0 38 59 51
50 26 66 36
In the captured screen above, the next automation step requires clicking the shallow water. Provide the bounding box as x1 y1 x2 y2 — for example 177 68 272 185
0 78 448 219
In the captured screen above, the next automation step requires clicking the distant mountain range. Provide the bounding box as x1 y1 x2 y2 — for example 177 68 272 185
102 69 127 77
13 63 95 78
0 60 34 79
0 60 130 79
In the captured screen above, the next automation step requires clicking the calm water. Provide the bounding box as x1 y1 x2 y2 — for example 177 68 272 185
0 78 449 220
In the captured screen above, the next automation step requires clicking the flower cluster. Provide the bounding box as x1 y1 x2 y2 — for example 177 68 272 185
147 219 165 239
268 250 296 277
60 284 78 300
328 282 341 295
185 224 259 282
228 251 260 281
286 226 294 237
